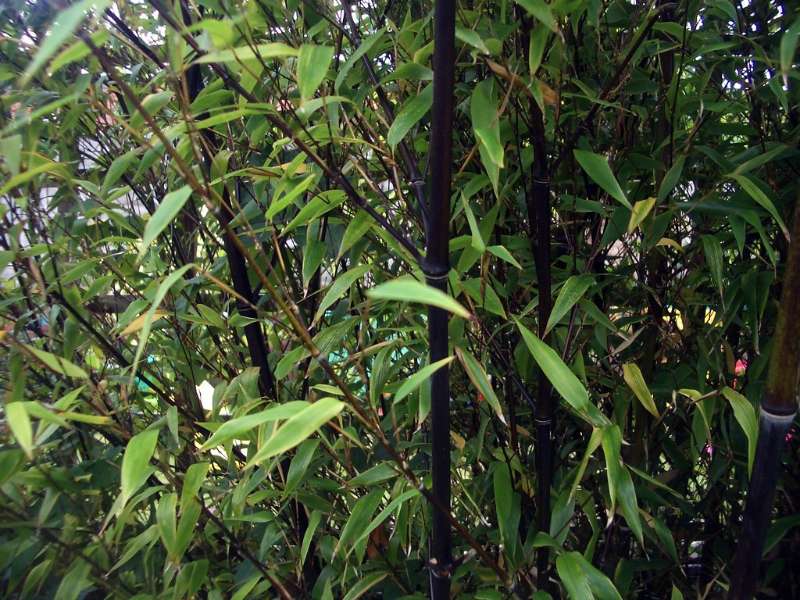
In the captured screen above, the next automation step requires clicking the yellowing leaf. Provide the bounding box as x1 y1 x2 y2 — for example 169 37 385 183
622 363 659 418
23 344 88 379
121 310 168 336
627 197 656 233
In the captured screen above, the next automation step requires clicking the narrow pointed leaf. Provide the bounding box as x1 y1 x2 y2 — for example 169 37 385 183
367 277 470 319
545 274 594 334
622 363 659 417
574 149 631 209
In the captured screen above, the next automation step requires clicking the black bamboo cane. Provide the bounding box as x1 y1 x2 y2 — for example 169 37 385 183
728 199 800 599
528 100 554 585
426 0 456 595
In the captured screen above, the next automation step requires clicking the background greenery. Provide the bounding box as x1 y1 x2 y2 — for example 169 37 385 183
1 0 799 598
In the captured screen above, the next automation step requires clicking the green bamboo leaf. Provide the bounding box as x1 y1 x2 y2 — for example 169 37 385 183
313 265 371 324
367 277 471 319
246 398 344 467
728 173 789 239
721 387 758 474
516 321 589 414
556 552 593 600
53 559 91 600
334 489 383 556
702 235 724 298
266 174 317 221
285 438 319 496
573 552 623 600
130 91 173 130
140 186 193 258
284 190 346 233
600 425 643 545
175 498 201 559
393 356 454 404
342 573 389 600
514 0 558 32
5 403 33 458
387 84 433 148
20 0 111 86
545 274 594 334
780 17 800 83
627 197 656 233
471 80 504 168
353 489 420 548
658 156 685 202
487 245 522 269
22 344 88 379
335 28 386 92
493 463 517 555
200 402 309 450
180 462 209 512
156 492 178 557
456 26 490 54
671 585 684 600
195 42 298 64
297 44 334 100
574 149 631 210
622 363 659 418
300 510 322 567
338 210 375 259
462 195 486 252
130 264 194 383
528 24 549 75
455 347 505 421
120 428 160 506
48 29 110 76
102 150 136 192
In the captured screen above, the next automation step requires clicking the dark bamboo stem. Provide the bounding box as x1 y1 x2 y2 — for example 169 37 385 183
728 198 800 599
527 98 554 585
427 0 456 595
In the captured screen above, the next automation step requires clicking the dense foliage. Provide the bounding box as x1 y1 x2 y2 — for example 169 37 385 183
1 0 799 598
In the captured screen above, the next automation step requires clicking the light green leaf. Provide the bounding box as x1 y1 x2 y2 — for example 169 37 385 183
20 0 111 86
394 357 454 405
728 173 789 239
622 363 659 418
140 186 193 258
246 398 344 467
48 29 110 76
528 24 549 75
367 276 470 318
313 265 370 324
516 321 590 414
658 156 685 202
22 345 88 379
120 428 160 506
284 190 346 233
6 403 33 458
266 174 317 220
574 150 631 210
130 91 173 130
180 462 209 512
545 274 594 334
338 210 375 259
53 558 92 600
456 26 490 54
455 347 505 421
156 492 178 557
493 464 517 554
462 195 486 252
387 84 433 148
780 18 800 83
627 197 656 233
200 402 310 450
297 44 334 101
487 245 522 269
196 43 298 64
471 80 504 168
671 585 684 600
722 387 758 474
